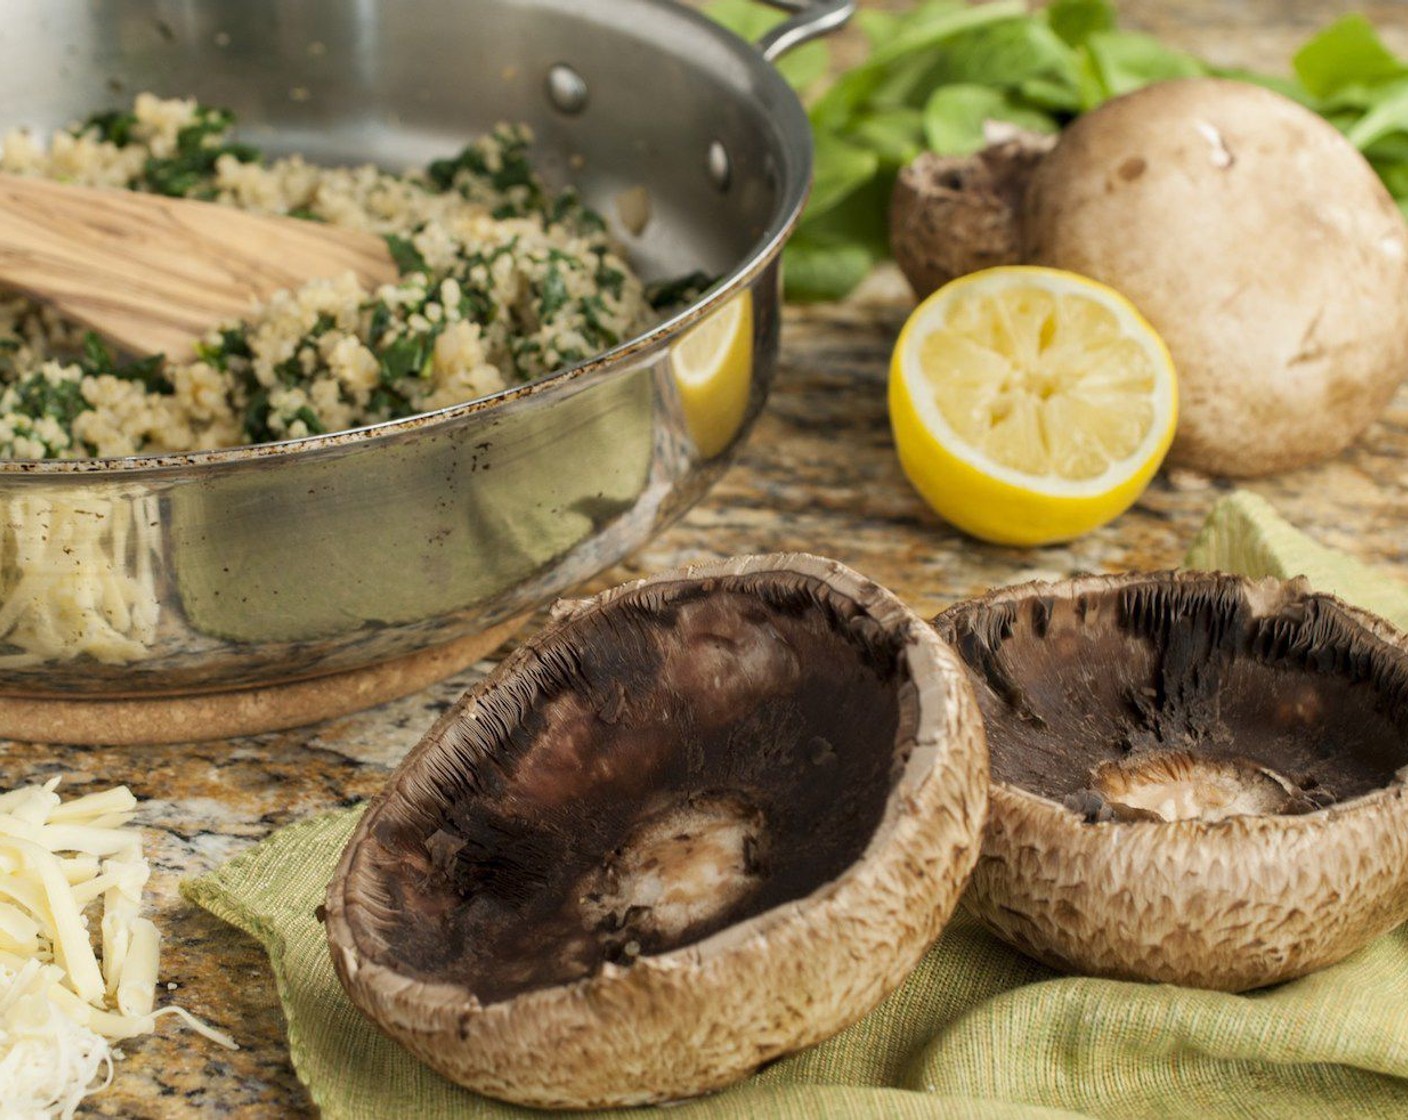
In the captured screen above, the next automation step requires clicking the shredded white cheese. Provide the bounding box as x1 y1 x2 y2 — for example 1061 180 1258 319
0 959 112 1120
0 779 236 1119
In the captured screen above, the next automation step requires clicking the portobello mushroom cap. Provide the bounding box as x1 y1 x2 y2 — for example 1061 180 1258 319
934 571 1408 992
325 553 988 1108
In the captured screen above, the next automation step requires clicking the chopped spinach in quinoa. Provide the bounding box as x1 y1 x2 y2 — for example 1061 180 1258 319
0 94 651 459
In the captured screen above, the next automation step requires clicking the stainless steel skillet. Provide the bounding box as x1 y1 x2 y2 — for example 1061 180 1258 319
0 0 850 729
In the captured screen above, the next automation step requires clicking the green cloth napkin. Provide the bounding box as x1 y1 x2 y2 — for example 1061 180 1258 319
1183 490 1408 624
183 490 1408 1119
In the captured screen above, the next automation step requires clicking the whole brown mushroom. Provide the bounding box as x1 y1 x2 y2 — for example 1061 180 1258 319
1025 79 1408 477
890 128 1054 297
935 571 1408 992
325 553 988 1108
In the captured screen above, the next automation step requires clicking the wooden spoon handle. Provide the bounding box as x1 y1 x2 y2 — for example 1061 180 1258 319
0 173 399 358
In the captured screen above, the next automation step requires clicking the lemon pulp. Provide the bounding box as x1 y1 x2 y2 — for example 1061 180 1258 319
890 266 1177 546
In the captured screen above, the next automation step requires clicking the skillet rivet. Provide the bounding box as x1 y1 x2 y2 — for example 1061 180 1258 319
546 64 589 115
707 141 731 192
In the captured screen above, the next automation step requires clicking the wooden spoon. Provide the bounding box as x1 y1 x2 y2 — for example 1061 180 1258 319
0 172 400 358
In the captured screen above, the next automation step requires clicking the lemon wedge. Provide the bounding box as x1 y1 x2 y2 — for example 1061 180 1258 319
672 291 753 459
889 266 1177 546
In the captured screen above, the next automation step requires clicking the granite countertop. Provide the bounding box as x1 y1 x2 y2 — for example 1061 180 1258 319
6 1 1408 1115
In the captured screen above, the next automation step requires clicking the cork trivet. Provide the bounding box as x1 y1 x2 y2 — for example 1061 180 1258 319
0 616 524 746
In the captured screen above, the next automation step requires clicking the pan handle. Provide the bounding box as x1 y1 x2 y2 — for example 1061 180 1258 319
755 0 855 63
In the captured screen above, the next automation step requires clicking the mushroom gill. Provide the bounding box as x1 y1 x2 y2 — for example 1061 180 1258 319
944 573 1408 810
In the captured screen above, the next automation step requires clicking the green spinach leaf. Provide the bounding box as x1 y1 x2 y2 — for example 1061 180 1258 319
783 237 875 303
384 234 428 276
924 84 1057 156
1293 14 1407 100
1084 30 1206 99
851 107 928 167
703 0 831 92
807 130 882 221
1045 0 1115 48
810 1 1026 129
924 18 1082 103
1348 83 1408 151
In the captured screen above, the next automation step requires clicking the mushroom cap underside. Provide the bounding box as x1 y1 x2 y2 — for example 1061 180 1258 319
326 553 988 1108
936 570 1408 991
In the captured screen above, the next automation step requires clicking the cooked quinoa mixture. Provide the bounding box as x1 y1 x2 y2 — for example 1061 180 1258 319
0 93 655 459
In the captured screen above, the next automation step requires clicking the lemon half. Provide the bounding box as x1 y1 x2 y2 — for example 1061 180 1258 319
671 291 753 460
889 266 1177 546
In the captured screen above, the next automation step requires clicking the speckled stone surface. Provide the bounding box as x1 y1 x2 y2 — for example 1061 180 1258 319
3 2 1408 1114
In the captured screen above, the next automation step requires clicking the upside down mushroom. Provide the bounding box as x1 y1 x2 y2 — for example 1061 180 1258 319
324 553 988 1108
935 570 1408 992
